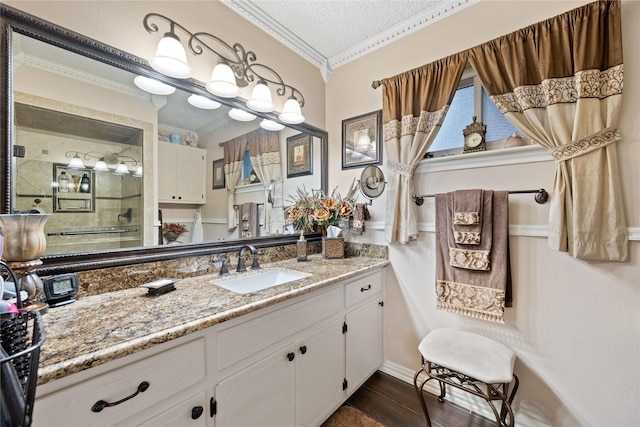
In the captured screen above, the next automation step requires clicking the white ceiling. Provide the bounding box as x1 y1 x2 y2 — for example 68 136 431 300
221 0 477 80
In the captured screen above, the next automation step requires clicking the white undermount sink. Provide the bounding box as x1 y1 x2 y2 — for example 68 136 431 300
212 268 310 294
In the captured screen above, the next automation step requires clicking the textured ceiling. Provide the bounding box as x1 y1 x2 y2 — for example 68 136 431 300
222 0 476 79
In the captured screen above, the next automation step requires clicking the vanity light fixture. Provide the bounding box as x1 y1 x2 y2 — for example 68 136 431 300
133 75 176 95
228 108 257 122
65 151 141 176
187 94 221 109
260 119 284 131
355 133 372 153
143 13 305 123
133 166 144 178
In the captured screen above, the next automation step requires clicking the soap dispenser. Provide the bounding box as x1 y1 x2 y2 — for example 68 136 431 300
80 173 90 193
58 171 69 192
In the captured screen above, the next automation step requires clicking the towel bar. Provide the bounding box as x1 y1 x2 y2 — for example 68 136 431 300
413 188 548 206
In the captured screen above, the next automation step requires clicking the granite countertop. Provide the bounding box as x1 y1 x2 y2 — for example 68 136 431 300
38 255 389 385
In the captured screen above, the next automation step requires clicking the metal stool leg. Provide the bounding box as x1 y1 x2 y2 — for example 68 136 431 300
413 367 432 427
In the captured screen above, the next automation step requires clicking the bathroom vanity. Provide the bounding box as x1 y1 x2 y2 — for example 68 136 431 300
31 255 387 426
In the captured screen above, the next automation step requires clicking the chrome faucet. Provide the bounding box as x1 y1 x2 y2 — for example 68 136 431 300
236 245 260 273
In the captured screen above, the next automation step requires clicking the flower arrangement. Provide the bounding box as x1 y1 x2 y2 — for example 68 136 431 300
286 182 357 236
162 222 188 242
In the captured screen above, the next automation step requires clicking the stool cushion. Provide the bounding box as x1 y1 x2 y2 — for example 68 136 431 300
418 328 516 384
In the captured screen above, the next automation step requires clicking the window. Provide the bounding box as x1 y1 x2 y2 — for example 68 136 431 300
428 74 519 156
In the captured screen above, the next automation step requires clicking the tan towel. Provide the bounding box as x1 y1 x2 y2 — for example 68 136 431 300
452 189 483 245
435 190 512 323
239 202 259 238
349 203 370 235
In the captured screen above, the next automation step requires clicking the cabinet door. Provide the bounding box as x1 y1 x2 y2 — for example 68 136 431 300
158 143 177 202
176 145 206 203
345 299 383 394
295 320 345 427
215 344 295 427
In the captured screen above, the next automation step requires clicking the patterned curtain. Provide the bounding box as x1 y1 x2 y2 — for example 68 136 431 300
469 0 627 261
223 135 248 230
247 129 283 234
382 52 468 243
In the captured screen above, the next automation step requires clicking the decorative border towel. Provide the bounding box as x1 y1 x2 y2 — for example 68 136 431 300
349 203 370 235
239 202 259 238
435 190 512 323
452 189 484 245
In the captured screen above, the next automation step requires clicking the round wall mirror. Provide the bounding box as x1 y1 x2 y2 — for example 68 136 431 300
359 165 386 200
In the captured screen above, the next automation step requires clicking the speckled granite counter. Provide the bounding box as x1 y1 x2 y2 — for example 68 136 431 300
38 254 389 385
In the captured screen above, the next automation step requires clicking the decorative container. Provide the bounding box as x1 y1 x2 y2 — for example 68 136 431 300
322 237 344 259
0 214 51 262
296 236 308 262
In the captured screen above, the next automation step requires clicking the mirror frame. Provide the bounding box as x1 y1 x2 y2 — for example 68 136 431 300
1 5 328 276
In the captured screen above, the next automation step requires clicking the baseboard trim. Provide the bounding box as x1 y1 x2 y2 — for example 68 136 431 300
379 361 548 427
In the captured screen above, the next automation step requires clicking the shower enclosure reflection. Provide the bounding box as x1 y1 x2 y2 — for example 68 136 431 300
14 103 145 255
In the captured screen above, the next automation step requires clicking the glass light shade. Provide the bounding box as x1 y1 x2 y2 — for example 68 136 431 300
228 108 257 122
187 94 221 109
133 166 143 177
246 82 275 113
0 214 51 262
93 159 109 172
149 34 192 79
260 119 284 131
134 75 176 95
350 151 364 159
279 98 305 124
68 154 85 169
113 162 130 175
206 63 240 97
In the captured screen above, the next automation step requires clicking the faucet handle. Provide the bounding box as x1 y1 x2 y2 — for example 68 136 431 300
213 258 229 276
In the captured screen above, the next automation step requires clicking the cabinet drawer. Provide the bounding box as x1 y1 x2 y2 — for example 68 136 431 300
34 338 205 426
217 286 342 371
344 271 382 308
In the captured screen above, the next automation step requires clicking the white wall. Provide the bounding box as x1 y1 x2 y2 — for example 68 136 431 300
326 1 639 426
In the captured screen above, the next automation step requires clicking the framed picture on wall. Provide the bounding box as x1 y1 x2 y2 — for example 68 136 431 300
286 133 312 178
342 110 382 169
212 159 225 189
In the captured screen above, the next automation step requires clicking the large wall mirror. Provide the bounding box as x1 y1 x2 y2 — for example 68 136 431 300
1 5 327 273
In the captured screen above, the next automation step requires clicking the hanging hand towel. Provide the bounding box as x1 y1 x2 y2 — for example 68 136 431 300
349 203 370 235
435 190 512 323
452 189 484 245
189 209 204 243
239 203 259 238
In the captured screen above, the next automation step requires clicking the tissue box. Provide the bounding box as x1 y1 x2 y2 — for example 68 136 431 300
322 237 344 259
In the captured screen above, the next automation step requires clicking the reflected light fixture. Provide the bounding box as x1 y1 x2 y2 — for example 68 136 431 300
143 13 305 123
134 75 176 95
260 119 284 131
187 94 221 109
65 151 141 176
133 166 144 177
228 108 257 122
355 133 372 153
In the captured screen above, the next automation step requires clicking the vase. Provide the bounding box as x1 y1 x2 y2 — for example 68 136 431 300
0 214 51 262
164 231 181 243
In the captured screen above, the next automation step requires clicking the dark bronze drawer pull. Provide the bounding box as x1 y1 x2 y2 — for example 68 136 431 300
361 284 372 292
91 381 150 412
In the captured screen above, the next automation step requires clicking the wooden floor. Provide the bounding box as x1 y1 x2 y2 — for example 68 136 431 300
343 371 496 427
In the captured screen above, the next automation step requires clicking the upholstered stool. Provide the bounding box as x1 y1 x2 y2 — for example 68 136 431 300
413 328 519 427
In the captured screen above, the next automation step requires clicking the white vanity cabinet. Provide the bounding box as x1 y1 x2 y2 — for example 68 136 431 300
33 267 385 427
158 142 206 204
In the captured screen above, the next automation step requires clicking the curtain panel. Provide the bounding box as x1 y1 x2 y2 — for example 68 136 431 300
469 0 627 261
382 53 468 244
223 135 248 230
248 128 283 234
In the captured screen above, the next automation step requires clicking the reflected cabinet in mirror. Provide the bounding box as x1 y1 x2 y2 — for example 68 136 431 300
1 5 327 272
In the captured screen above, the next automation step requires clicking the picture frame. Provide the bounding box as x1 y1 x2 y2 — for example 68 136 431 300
286 133 312 178
212 159 225 189
342 110 382 169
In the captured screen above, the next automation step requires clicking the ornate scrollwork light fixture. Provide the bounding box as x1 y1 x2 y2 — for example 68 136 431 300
65 151 142 176
142 13 306 125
